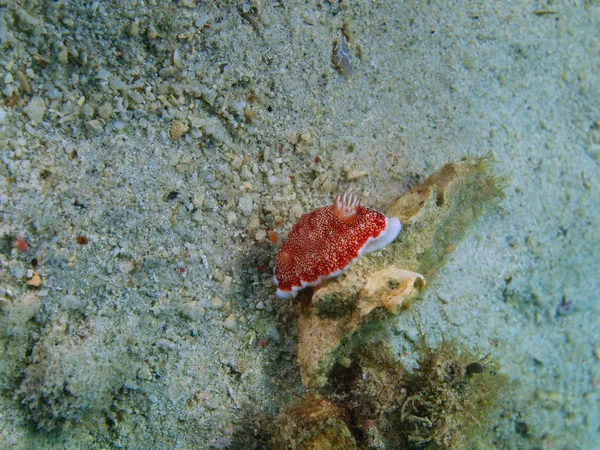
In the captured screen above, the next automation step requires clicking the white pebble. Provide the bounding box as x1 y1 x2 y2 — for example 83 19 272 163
238 194 254 216
60 294 80 310
95 68 112 80
290 203 303 220
98 102 113 120
23 96 47 124
195 15 211 28
404 329 419 343
223 314 236 330
211 296 224 309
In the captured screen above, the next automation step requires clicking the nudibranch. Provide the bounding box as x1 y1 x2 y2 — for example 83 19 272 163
273 189 402 298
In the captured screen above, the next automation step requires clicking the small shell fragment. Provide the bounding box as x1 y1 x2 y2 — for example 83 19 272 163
170 120 189 140
26 272 42 288
332 38 353 76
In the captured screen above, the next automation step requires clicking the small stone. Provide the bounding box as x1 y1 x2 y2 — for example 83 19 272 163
240 165 252 180
85 119 103 135
109 78 127 90
211 296 224 309
16 70 31 94
137 365 153 381
98 102 113 120
172 47 183 69
238 194 254 216
302 11 317 25
404 328 419 343
10 265 25 279
128 90 144 104
332 38 353 77
26 272 42 288
181 301 205 321
81 102 94 118
146 26 158 40
344 169 368 181
57 46 69 64
192 210 203 223
192 191 205 208
255 301 265 310
246 216 260 232
24 96 47 124
223 314 236 330
170 120 189 139
293 131 311 153
213 270 225 282
290 203 303 220
195 15 211 28
60 294 80 310
128 20 141 37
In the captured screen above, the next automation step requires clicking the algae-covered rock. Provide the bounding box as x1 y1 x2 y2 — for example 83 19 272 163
271 340 507 450
295 157 502 388
386 156 504 278
272 393 357 450
297 268 425 388
15 319 129 430
323 341 508 450
393 340 508 450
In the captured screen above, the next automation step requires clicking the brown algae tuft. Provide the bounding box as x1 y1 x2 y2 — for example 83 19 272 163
395 340 508 449
272 340 508 449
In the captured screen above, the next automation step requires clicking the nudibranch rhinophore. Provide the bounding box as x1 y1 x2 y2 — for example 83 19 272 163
273 189 402 299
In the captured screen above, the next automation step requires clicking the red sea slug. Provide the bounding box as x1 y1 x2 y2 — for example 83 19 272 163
273 189 402 298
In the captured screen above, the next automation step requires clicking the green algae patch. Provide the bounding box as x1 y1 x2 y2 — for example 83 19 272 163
385 156 505 278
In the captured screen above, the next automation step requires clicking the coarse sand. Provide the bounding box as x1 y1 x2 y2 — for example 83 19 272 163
0 1 598 448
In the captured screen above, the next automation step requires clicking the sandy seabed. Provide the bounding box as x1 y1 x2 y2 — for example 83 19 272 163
0 1 598 449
